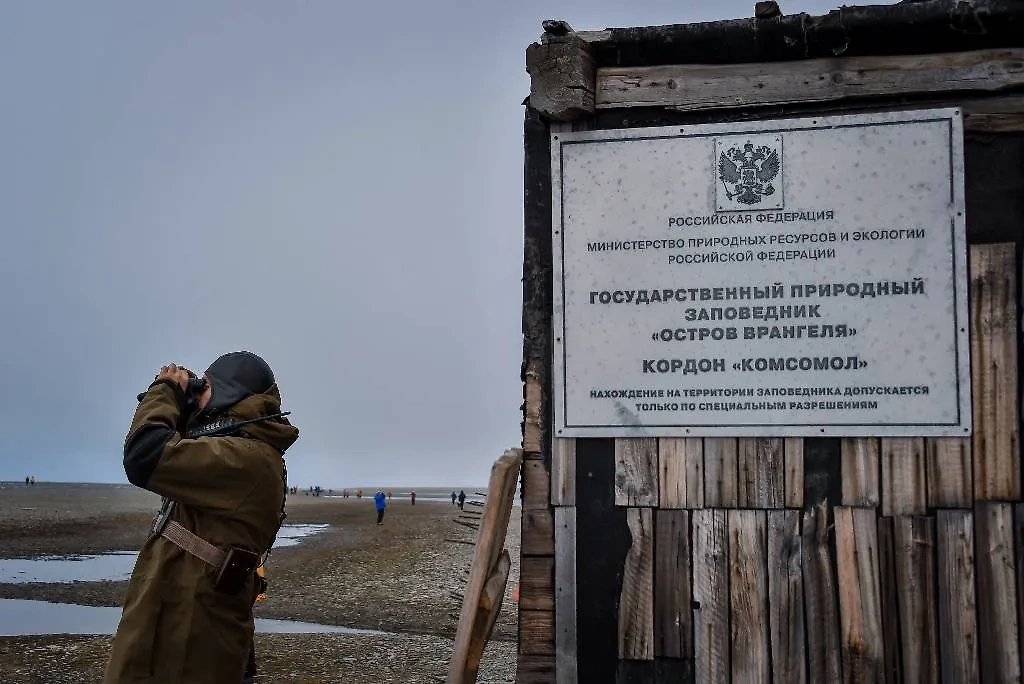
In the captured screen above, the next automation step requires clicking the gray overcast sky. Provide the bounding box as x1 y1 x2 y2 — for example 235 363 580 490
0 0 892 488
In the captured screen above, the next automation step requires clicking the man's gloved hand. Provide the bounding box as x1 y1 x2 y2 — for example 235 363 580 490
156 363 192 392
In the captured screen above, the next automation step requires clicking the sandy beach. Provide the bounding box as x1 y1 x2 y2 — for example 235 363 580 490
0 481 520 683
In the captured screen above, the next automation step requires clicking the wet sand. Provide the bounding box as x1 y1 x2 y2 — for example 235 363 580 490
0 481 519 682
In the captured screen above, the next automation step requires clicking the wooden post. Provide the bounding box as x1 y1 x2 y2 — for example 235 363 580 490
768 510 805 683
803 502 842 683
704 438 739 508
693 509 729 683
970 243 1020 501
729 510 769 683
937 510 979 683
659 438 704 509
615 439 659 507
835 507 883 682
618 508 655 660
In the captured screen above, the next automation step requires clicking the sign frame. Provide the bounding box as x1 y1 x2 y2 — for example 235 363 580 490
550 107 971 438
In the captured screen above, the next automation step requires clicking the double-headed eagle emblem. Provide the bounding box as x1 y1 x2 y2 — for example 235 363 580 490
718 142 780 206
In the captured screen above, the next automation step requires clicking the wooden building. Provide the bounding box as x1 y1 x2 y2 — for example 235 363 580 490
517 1 1024 682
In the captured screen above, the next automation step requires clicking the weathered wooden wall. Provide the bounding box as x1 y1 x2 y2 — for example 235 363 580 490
518 4 1024 682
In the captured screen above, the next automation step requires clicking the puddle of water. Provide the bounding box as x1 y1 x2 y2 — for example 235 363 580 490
0 599 387 636
0 524 330 584
0 552 138 583
271 523 329 548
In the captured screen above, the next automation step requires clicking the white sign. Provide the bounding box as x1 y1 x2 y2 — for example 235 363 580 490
551 108 970 437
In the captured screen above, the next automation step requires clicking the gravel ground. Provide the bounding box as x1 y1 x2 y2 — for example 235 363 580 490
0 481 520 682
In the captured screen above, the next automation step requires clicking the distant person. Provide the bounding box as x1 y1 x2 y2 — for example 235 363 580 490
451 491 457 505
103 352 298 684
29 476 35 485
374 489 387 524
387 488 392 501
410 490 416 505
458 490 466 510
25 476 29 485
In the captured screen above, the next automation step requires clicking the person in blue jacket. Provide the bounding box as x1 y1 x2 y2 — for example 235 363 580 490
374 490 387 525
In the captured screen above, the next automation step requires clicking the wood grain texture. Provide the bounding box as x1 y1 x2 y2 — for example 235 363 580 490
551 438 576 506
841 438 880 506
975 502 1021 682
554 507 577 684
522 456 552 511
659 438 703 509
893 516 939 683
803 502 842 683
521 507 555 556
784 438 804 509
881 438 926 516
729 510 769 684
520 610 556 656
618 508 654 660
526 33 596 122
926 437 972 508
514 654 556 684
738 438 784 509
768 510 805 684
937 509 979 684
615 438 659 507
877 518 903 684
522 366 544 454
595 49 1024 111
654 509 692 662
970 243 1020 501
703 438 738 507
519 556 554 611
1017 505 1024 684
834 506 883 683
693 509 730 684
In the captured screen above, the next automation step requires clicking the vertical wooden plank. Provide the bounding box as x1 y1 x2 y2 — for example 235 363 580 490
737 438 784 508
659 438 704 509
881 437 926 516
693 509 730 684
877 518 903 684
784 438 804 508
655 510 692 669
768 510 805 683
729 510 769 684
803 501 842 683
841 437 880 506
893 516 939 683
615 438 659 507
554 506 577 684
552 438 576 506
975 502 1021 682
834 507 883 683
519 556 555 611
970 242 1020 501
618 507 654 660
703 438 738 507
937 509 979 684
926 437 972 508
1016 504 1024 683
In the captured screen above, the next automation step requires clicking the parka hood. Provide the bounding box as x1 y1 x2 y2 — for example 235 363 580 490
221 384 299 454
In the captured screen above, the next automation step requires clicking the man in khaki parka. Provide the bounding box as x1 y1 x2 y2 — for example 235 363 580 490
104 351 298 684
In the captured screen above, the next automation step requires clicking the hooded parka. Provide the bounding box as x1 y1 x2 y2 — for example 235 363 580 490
103 354 298 684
